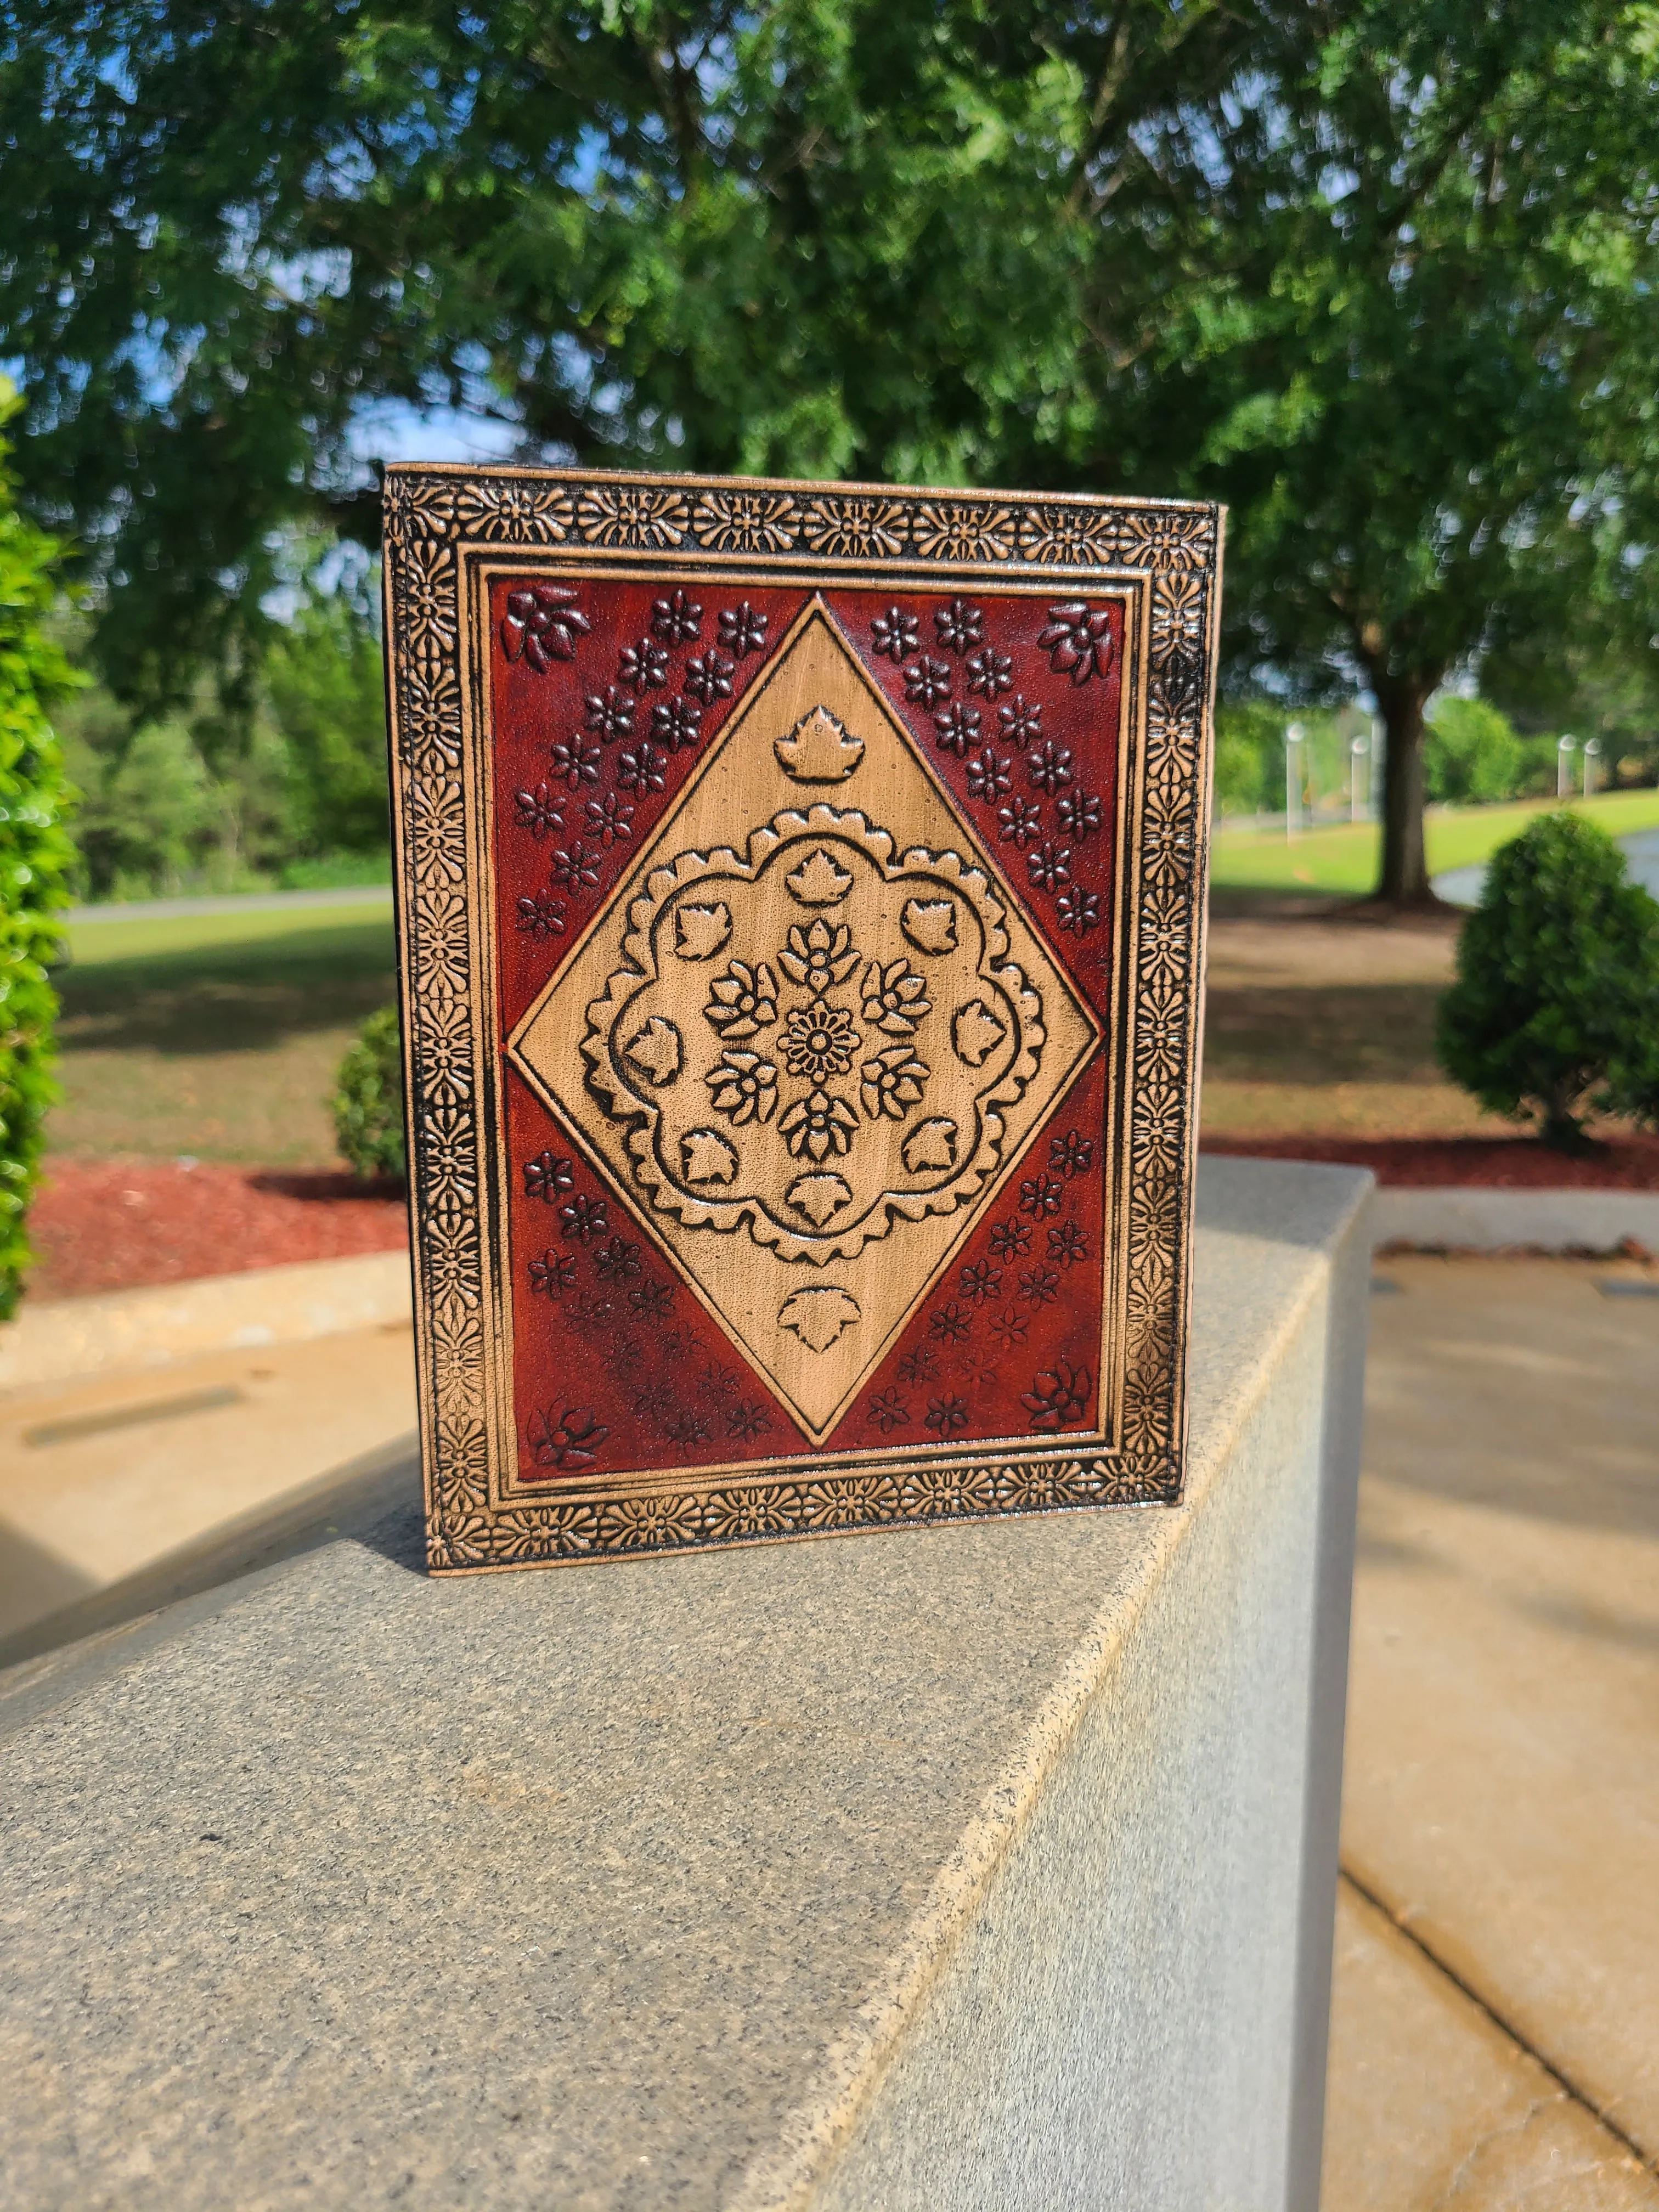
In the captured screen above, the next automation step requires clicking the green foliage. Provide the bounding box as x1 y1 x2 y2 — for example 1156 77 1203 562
1436 814 1659 1147
1213 702 1284 818
53 568 387 901
331 1006 405 1181
0 382 77 1313
1424 699 1523 807
8 0 1659 909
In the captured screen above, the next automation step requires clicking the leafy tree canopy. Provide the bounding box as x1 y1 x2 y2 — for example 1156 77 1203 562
6 0 1659 899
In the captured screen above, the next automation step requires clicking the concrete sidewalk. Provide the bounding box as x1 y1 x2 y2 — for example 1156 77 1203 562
1323 1254 1659 2208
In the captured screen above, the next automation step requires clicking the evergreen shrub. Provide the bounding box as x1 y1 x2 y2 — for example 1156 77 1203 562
1436 812 1659 1148
0 385 77 1316
331 1006 406 1181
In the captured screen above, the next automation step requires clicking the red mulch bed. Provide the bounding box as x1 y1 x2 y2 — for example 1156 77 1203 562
1200 1135 1659 1188
28 1160 409 1304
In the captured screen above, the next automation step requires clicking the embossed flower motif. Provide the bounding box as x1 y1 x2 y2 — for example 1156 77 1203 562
575 484 691 548
782 998 861 1080
718 603 768 657
692 489 799 553
795 495 903 559
550 736 602 788
630 1278 675 1318
458 481 573 541
1132 1084 1184 1175
501 584 590 673
997 796 1042 849
619 636 670 691
684 648 735 705
665 1410 711 1446
594 1234 642 1283
898 1344 938 1383
706 1049 779 1126
991 1306 1029 1349
779 918 859 996
998 695 1043 749
551 839 602 888
399 662 462 771
402 550 456 650
559 1193 609 1242
516 891 567 939
932 702 981 757
706 959 779 1039
1037 602 1114 685
1048 1220 1090 1268
802 1479 872 1528
958 1260 1002 1305
867 1389 910 1434
585 686 635 743
651 589 703 644
870 607 919 662
410 777 465 885
1029 741 1073 795
1136 988 1187 1081
930 1300 972 1344
726 1402 774 1441
1126 510 1213 569
1142 785 1194 885
514 782 564 838
1027 841 1072 893
526 1404 608 1469
934 598 983 654
1017 505 1116 565
904 654 952 708
618 743 669 795
1057 886 1101 937
584 792 634 847
966 647 1013 699
779 1086 858 1160
1140 891 1190 981
1020 1171 1064 1218
860 1045 928 1121
528 1249 578 1295
989 1217 1031 1259
650 695 703 753
861 958 929 1036
523 1150 575 1201
1058 790 1103 842
1019 1267 1060 1306
912 501 1017 563
964 748 1012 803
925 1395 969 1434
1023 1361 1092 1430
1051 1129 1095 1178
1150 573 1207 665
426 1215 479 1306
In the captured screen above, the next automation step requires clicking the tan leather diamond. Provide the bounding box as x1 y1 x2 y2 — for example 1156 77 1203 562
509 599 1099 1440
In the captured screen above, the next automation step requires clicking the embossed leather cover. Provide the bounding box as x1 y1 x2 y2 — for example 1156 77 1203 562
382 469 1220 1571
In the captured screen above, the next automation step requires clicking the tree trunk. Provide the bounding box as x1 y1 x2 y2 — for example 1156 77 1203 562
1374 678 1434 905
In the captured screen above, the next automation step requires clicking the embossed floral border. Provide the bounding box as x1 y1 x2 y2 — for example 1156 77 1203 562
381 467 1221 1572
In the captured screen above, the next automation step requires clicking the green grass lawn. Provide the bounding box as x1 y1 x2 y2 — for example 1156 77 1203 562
50 901 397 1164
1211 789 1659 898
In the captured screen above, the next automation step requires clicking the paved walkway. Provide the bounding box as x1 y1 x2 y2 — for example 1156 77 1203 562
1324 1255 1659 2207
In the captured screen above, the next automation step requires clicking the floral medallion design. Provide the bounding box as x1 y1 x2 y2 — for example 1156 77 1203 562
509 600 1097 1440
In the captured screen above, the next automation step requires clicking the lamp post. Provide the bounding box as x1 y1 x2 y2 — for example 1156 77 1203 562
1285 722 1305 840
1557 733 1576 799
1584 737 1601 799
1350 735 1368 823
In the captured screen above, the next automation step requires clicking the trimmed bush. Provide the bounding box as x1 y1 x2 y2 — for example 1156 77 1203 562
0 385 77 1317
331 1006 406 1180
1436 812 1659 1148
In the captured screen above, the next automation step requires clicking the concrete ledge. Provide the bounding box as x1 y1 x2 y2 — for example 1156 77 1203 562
0 1158 1370 2211
0 1251 413 1394
1372 1186 1659 1255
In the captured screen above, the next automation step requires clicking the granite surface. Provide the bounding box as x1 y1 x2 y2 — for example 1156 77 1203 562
0 1156 1369 2211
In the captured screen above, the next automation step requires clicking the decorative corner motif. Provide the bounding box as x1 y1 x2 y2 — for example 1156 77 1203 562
381 466 1219 1571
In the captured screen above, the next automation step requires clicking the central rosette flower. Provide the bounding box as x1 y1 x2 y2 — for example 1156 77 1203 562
781 996 861 1080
